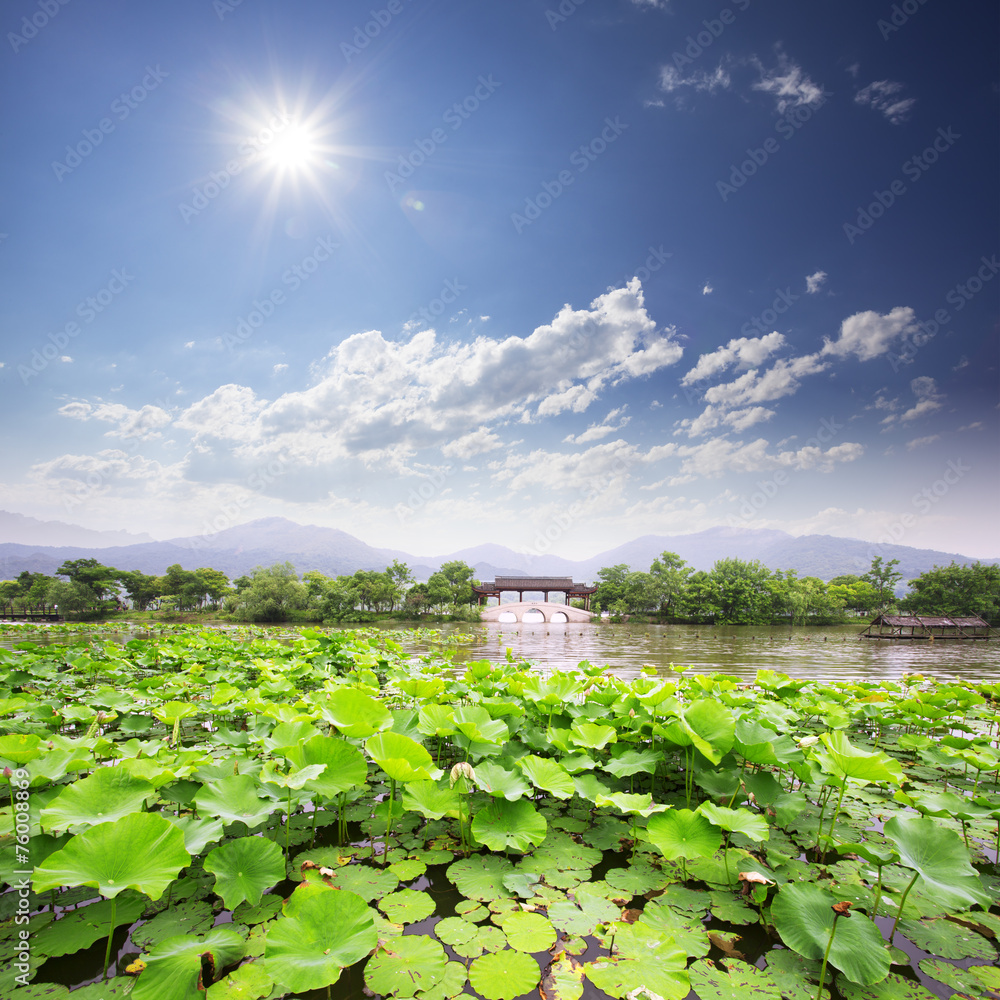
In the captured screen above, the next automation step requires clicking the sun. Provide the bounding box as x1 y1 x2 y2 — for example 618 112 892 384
260 121 320 174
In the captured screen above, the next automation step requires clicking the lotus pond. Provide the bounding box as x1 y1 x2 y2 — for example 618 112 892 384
0 626 998 1000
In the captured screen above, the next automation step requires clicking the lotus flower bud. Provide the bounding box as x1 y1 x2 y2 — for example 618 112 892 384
2 768 11 779
450 762 474 788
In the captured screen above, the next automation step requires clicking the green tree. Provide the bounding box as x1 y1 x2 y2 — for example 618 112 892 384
648 552 693 616
196 568 231 609
424 572 455 612
117 570 162 611
594 564 631 609
437 560 477 606
899 561 1000 619
862 556 903 613
704 557 774 624
227 563 307 622
45 579 95 615
55 559 119 602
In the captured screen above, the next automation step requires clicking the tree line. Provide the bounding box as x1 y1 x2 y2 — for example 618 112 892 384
0 553 996 624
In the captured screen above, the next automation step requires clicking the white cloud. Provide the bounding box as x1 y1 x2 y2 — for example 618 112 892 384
184 341 195 349
681 332 786 384
273 363 288 373
855 80 916 124
702 282 714 295
441 428 503 459
900 376 943 422
752 51 825 112
821 306 918 361
563 407 631 445
674 437 863 478
805 270 827 294
702 353 828 408
659 63 731 95
906 434 940 450
959 421 983 432
58 401 173 441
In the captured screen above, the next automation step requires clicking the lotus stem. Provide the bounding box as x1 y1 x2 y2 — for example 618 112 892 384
102 896 117 981
284 787 293 858
889 871 919 944
816 910 843 1000
869 864 884 922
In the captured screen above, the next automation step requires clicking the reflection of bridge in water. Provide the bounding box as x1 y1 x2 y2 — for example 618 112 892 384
479 601 594 624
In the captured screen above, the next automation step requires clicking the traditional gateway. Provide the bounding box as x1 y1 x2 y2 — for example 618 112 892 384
860 613 996 641
473 576 598 624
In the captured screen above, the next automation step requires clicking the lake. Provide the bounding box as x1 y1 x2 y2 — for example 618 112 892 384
4 620 997 684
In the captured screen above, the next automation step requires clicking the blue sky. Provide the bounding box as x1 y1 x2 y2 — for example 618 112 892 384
1 0 997 559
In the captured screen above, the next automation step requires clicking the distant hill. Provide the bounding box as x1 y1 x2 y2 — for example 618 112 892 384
0 510 153 549
0 515 994 585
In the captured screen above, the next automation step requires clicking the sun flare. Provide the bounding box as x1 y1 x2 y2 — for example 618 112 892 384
260 121 320 173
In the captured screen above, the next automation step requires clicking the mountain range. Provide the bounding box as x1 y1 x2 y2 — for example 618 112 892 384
0 512 995 584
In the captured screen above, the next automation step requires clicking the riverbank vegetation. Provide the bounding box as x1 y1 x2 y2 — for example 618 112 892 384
1 554 997 626
0 627 997 998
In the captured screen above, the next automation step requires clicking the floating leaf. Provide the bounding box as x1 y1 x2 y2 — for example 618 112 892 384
500 911 557 953
835 971 939 999
447 856 514 901
896 917 995 960
378 888 435 924
469 949 541 1000
365 935 450 997
40 767 154 831
205 837 286 911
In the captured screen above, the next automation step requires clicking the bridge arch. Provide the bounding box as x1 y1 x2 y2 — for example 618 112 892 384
480 601 594 624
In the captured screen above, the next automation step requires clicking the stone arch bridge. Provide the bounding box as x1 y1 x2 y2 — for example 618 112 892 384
480 601 594 624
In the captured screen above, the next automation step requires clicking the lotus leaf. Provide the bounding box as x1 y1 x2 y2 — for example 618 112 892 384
34 811 191 900
472 797 548 853
469 949 541 1000
204 836 286 910
321 687 392 738
585 922 689 999
604 860 665 896
835 971 939 999
283 734 367 798
378 888 435 924
31 893 145 958
602 747 661 778
265 888 377 992
688 957 784 999
540 952 585 1000
771 882 891 985
40 767 154 832
636 899 710 958
499 910 557 952
204 962 275 999
818 731 904 785
131 900 216 951
570 722 616 750
132 928 246 1000
316 861 399 900
517 754 575 798
366 731 441 782
472 761 531 800
194 775 276 828
401 779 460 819
647 808 721 861
365 935 450 997
895 917 996 960
165 814 226 854
447 855 514 901
698 801 770 842
884 814 991 910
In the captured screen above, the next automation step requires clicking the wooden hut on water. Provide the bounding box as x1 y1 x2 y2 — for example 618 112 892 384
860 613 996 640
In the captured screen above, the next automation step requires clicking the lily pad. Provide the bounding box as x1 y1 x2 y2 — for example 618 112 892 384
499 910 557 953
472 798 548 853
205 962 276 999
835 971 939 999
378 888 435 924
40 767 154 831
365 935 449 997
447 856 514 901
604 861 663 897
31 892 145 958
131 899 216 951
689 957 784 999
322 863 399 901
469 949 541 1000
540 952 585 1000
896 918 996 960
